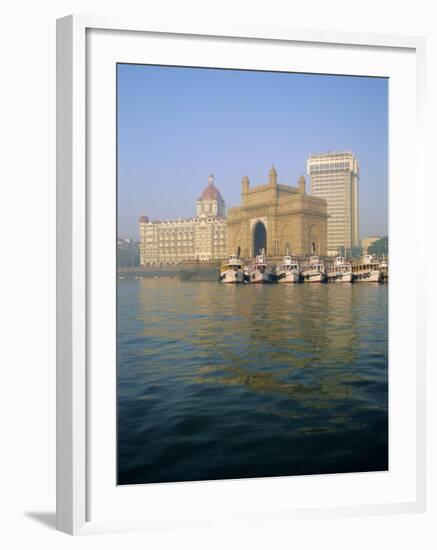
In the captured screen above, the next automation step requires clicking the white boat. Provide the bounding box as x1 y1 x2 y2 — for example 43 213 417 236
379 256 389 281
301 256 326 283
327 256 353 282
248 250 275 284
219 254 245 284
276 255 301 283
352 254 381 282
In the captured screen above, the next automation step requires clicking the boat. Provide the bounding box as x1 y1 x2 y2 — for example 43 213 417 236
326 256 353 282
352 254 382 282
300 256 326 283
247 250 275 284
219 254 245 284
379 256 389 282
276 255 301 283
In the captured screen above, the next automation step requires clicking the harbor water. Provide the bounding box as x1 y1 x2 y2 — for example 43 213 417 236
117 279 388 484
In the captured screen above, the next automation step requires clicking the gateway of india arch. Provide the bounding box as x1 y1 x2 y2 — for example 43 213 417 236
227 166 328 259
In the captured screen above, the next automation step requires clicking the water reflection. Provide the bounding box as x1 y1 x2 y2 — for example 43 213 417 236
118 279 388 484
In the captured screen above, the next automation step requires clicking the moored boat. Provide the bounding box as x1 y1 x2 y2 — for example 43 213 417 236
352 254 381 282
327 256 353 282
300 256 326 283
379 256 389 282
248 250 275 284
219 254 245 284
276 255 301 283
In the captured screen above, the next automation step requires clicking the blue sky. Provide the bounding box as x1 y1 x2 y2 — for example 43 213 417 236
117 64 388 239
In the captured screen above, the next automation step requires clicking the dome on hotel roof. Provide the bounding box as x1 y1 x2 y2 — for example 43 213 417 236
139 215 149 223
199 174 223 201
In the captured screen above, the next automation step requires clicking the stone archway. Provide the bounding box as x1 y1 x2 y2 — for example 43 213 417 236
230 230 240 257
281 224 291 255
309 225 321 255
253 221 267 256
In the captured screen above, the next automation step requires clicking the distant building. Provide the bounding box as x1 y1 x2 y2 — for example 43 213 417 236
227 166 328 258
139 175 227 265
307 152 359 256
117 238 140 267
361 236 381 254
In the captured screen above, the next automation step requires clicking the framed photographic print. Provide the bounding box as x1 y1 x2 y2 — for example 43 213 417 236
56 15 427 535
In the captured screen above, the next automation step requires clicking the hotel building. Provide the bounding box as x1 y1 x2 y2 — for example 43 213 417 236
307 151 359 255
139 174 227 265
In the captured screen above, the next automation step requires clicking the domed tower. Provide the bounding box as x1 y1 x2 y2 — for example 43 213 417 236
269 165 278 187
298 175 306 194
197 174 226 217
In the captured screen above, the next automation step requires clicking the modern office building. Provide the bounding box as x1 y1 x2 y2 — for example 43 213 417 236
307 152 359 255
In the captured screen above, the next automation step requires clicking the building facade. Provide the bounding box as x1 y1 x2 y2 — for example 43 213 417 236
307 152 359 256
227 167 328 258
139 175 228 265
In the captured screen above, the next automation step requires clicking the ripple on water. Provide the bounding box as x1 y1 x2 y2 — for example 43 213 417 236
117 280 389 484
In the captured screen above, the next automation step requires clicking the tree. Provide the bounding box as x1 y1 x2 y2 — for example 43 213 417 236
368 236 388 256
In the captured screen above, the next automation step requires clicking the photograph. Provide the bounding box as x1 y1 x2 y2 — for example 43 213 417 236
116 63 389 485
1 0 432 544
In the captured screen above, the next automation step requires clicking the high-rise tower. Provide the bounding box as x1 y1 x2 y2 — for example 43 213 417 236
307 151 359 255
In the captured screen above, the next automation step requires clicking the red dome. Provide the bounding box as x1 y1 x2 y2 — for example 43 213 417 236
139 215 149 223
199 174 223 202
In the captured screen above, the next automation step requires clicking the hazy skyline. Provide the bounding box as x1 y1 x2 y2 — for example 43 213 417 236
117 64 388 240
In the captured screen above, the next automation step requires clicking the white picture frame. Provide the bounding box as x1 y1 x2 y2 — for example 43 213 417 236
56 14 427 535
